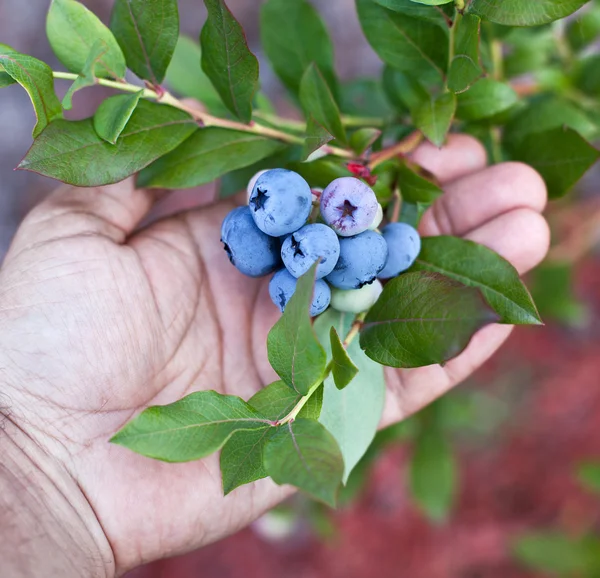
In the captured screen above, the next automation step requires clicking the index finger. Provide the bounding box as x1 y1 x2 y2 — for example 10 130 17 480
410 134 488 184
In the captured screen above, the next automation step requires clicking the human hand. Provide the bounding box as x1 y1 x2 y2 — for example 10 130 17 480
0 134 549 576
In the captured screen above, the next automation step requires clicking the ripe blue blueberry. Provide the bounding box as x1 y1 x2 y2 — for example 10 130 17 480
221 207 281 277
326 230 388 290
269 269 331 317
281 224 340 279
249 169 312 237
320 177 379 237
378 223 422 279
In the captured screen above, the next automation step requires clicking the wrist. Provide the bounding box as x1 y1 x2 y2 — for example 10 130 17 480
0 414 115 578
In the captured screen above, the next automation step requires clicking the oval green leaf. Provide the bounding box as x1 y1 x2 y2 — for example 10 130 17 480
456 78 518 121
470 0 590 26
299 63 347 145
357 0 448 81
267 262 328 395
110 390 272 462
410 236 542 325
261 0 338 98
264 418 344 507
110 0 179 84
137 127 285 189
220 380 300 495
18 100 196 186
315 309 386 483
509 126 600 200
0 51 63 138
413 92 456 147
200 0 259 123
47 0 126 79
360 271 499 368
93 91 143 144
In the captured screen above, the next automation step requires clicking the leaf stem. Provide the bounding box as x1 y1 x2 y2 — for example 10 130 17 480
52 70 356 157
368 131 422 169
490 40 504 81
276 314 365 426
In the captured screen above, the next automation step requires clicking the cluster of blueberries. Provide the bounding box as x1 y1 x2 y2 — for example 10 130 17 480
221 169 421 316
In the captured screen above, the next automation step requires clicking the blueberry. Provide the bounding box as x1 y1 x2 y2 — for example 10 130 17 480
249 169 312 237
326 230 388 290
221 207 281 277
269 269 331 316
320 177 379 237
281 224 340 279
246 169 269 202
378 223 422 279
331 280 383 314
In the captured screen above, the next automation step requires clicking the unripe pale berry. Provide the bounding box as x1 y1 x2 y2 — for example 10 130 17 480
331 280 383 313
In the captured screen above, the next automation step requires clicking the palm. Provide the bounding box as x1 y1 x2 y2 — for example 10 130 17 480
0 136 549 573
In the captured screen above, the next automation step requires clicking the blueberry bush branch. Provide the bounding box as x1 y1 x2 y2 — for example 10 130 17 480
2 0 599 506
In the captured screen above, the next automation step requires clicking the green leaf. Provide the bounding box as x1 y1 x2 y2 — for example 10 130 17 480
340 78 394 118
261 0 338 98
137 128 285 189
360 271 499 368
576 461 600 495
62 40 111 110
574 54 600 97
286 159 353 188
110 390 272 462
110 0 179 84
503 96 597 151
248 380 303 419
409 0 452 4
298 384 324 420
413 92 456 147
263 418 344 506
299 63 346 145
410 236 542 325
315 309 386 482
0 43 16 88
200 0 258 123
267 263 328 395
165 36 228 116
373 0 451 26
93 91 143 144
409 412 457 523
0 51 63 138
357 0 448 81
448 14 482 94
19 100 196 187
531 261 587 326
509 127 600 199
567 5 600 52
220 380 299 495
46 0 126 78
382 67 426 114
504 28 556 78
220 428 274 494
302 116 333 162
398 162 443 204
349 128 382 155
470 0 590 26
219 146 302 198
512 533 600 575
456 78 518 121
329 327 359 390
398 162 443 227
